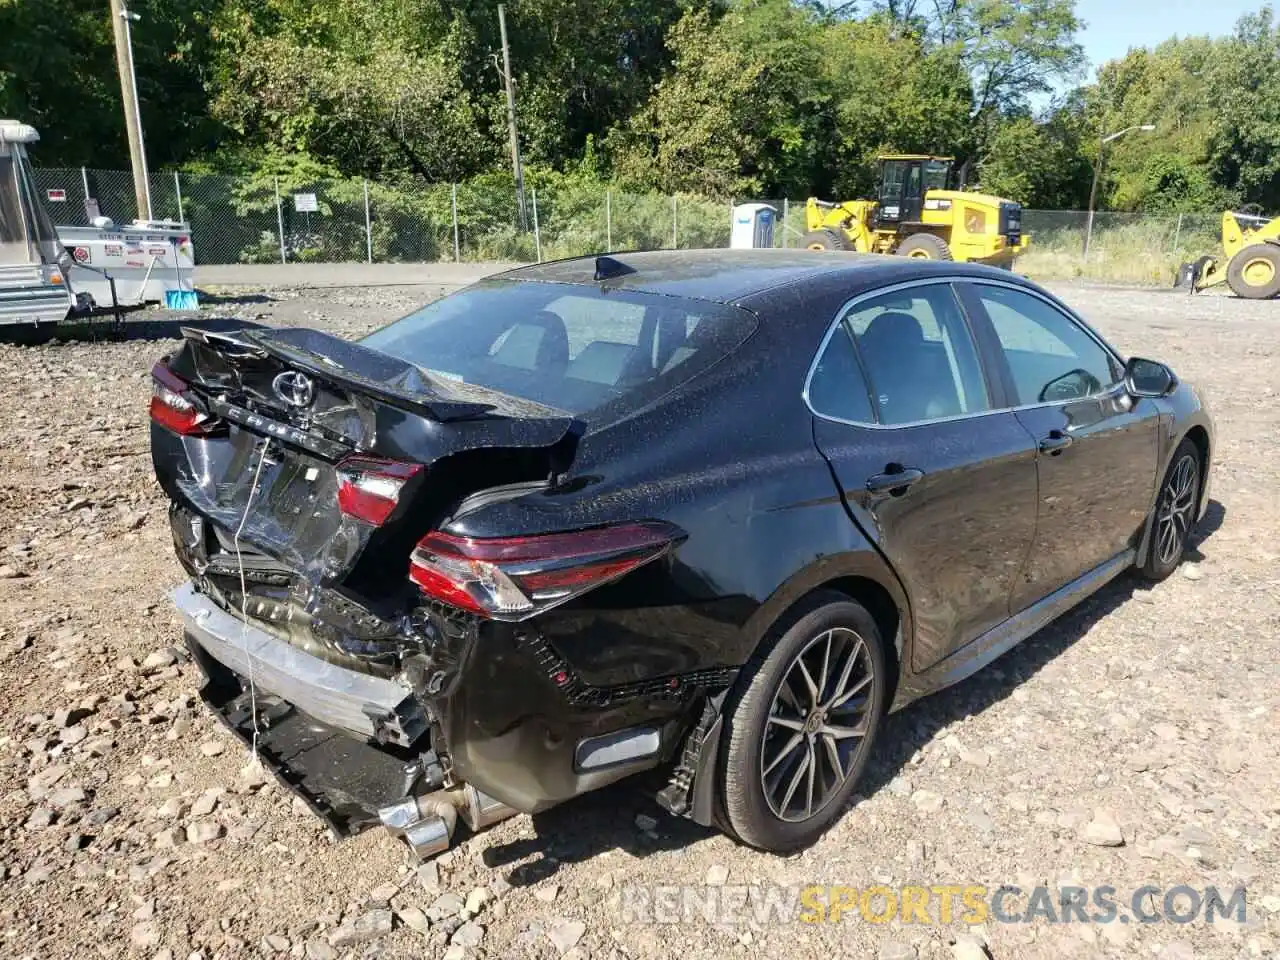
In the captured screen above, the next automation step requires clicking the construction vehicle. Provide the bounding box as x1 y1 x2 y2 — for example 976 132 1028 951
1178 209 1280 299
802 154 1029 266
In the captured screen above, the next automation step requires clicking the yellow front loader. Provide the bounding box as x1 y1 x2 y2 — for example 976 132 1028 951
802 155 1029 267
1179 210 1280 299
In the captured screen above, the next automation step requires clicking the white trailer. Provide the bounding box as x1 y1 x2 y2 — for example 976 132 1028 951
59 220 196 309
0 120 78 327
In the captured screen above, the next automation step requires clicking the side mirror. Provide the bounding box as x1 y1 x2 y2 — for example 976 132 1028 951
1125 357 1177 398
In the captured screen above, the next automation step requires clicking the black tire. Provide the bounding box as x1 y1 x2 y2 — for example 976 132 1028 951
718 591 887 852
802 229 849 251
1138 439 1202 581
895 233 953 260
1225 244 1280 299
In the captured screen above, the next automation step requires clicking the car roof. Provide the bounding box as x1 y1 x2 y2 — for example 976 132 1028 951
494 249 1022 306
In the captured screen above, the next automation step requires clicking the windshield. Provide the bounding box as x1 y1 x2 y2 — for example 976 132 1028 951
361 279 757 419
0 144 61 265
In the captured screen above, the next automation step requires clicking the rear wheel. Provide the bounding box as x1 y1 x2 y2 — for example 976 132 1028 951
802 229 850 252
1139 439 1201 581
718 592 887 852
1226 244 1280 299
896 233 953 260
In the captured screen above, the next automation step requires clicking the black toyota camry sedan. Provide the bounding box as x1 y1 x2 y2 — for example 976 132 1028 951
151 250 1212 854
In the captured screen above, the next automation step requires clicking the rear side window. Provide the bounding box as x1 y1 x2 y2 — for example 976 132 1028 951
841 285 990 425
361 279 756 418
807 324 875 423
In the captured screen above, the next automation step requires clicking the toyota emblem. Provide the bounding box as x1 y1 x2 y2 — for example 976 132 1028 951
272 370 315 408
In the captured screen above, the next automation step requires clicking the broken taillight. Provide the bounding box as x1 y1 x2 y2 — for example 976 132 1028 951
149 362 214 436
336 456 423 526
408 523 679 620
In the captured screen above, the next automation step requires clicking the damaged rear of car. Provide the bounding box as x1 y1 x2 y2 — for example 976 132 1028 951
151 273 758 856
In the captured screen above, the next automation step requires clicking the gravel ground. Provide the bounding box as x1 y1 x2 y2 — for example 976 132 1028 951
0 278 1277 960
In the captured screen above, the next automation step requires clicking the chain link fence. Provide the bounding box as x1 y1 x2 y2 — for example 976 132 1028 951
30 167 1229 284
1018 210 1224 285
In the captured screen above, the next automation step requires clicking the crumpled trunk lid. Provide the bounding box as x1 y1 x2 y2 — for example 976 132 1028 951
152 325 581 670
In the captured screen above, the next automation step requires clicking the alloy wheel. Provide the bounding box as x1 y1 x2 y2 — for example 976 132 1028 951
1156 453 1198 566
760 627 876 822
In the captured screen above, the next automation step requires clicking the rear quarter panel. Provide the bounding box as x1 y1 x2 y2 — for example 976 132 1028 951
443 292 908 688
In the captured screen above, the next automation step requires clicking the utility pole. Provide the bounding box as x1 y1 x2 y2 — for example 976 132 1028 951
109 0 152 221
497 4 527 229
1083 123 1155 257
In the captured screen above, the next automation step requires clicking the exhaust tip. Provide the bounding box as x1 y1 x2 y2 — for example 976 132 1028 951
378 793 459 862
377 797 424 832
403 815 451 861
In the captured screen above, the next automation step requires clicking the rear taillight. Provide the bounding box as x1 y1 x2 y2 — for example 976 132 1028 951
409 522 679 620
337 456 423 526
149 362 213 436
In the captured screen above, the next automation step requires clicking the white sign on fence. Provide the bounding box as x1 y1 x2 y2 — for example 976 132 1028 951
293 192 318 213
47 189 67 202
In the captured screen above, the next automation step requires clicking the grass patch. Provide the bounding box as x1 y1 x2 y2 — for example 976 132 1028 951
1019 213 1222 287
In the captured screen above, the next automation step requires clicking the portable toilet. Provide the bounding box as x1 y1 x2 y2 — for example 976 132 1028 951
730 203 777 249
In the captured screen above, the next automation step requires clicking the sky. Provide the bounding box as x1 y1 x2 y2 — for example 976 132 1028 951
1074 0 1263 76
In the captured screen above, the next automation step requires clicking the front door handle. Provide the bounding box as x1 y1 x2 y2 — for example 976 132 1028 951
1038 430 1073 455
866 466 924 495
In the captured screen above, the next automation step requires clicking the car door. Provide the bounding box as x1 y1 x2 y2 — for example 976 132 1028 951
806 279 1040 673
957 281 1161 611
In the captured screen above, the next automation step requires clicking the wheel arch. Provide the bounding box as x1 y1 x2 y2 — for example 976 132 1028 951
1181 422 1213 524
1183 423 1211 484
737 552 911 708
819 575 903 709
1135 417 1213 567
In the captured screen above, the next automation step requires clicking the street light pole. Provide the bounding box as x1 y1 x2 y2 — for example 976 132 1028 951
1083 124 1155 257
109 0 152 222
497 4 527 230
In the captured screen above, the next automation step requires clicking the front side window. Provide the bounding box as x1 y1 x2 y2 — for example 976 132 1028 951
841 284 990 425
973 285 1119 405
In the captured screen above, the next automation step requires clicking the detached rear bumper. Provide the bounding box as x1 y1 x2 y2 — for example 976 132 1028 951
174 582 427 747
173 580 692 826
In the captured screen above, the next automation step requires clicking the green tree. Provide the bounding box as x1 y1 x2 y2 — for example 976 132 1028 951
1203 6 1280 210
1082 8 1280 212
819 17 973 197
873 0 1085 114
607 1 831 197
978 111 1093 206
208 1 495 180
0 0 222 168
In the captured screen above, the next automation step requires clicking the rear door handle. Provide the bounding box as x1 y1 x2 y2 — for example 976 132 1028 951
1038 430 1073 455
866 466 924 495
